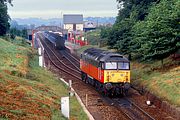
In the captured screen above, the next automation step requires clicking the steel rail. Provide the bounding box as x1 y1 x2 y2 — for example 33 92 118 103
38 33 155 120
40 38 81 75
60 50 80 71
126 98 155 120
44 50 81 80
64 50 80 63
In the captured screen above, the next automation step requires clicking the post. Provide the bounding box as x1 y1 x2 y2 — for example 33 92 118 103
38 48 42 55
37 36 44 67
48 60 51 69
61 97 70 119
69 80 72 88
32 30 34 48
86 94 88 107
39 56 43 67
69 80 74 96
42 48 45 68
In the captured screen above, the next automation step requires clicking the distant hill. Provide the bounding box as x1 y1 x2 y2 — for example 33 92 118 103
11 17 116 28
11 18 62 27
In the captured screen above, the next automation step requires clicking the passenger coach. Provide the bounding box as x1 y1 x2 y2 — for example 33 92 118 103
80 48 130 96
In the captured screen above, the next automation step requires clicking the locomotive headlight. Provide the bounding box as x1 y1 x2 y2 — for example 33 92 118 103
125 72 129 82
125 76 128 82
107 75 110 82
107 72 111 82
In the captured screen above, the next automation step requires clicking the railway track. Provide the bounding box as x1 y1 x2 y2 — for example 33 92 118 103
38 33 158 120
64 50 80 65
59 50 156 120
110 97 155 120
59 50 80 71
38 34 125 119
39 35 81 80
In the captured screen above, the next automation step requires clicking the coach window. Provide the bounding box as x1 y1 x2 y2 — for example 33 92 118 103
118 62 130 70
105 62 117 70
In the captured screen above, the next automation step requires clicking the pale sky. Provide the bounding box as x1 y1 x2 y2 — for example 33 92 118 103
8 0 118 18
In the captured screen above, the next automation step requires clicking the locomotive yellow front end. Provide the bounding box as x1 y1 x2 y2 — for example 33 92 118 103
102 61 131 95
104 70 130 83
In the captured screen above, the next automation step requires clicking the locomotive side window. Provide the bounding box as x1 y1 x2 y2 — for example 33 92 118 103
118 62 130 70
105 62 117 70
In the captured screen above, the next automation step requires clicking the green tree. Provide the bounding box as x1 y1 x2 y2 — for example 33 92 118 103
100 27 111 39
105 0 158 53
132 0 180 62
10 28 28 39
116 0 158 22
0 0 12 36
21 29 28 38
114 18 135 54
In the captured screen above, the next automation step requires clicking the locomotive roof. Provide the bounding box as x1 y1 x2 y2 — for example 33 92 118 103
83 48 129 62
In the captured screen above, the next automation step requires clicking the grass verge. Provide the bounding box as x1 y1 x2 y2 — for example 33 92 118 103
131 58 180 106
0 37 88 119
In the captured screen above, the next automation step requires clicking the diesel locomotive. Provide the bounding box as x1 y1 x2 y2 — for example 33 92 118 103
80 48 130 96
43 31 65 50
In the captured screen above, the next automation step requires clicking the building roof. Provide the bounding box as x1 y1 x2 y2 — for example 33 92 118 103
63 14 83 24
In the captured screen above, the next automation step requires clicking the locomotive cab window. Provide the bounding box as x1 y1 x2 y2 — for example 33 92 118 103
118 62 130 70
105 62 117 70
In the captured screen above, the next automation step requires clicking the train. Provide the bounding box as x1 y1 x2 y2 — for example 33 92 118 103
43 31 65 50
80 48 130 96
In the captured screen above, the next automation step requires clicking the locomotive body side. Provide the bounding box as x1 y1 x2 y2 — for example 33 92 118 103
80 48 130 95
80 59 104 83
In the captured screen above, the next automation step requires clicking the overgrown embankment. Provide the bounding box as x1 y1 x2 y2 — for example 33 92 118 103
131 58 180 106
0 38 88 120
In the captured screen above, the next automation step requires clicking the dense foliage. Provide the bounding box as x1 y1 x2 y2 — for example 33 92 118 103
0 0 12 36
85 29 107 47
101 0 180 61
132 0 180 61
10 28 28 39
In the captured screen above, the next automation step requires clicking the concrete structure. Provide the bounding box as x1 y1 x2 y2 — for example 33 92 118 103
27 26 63 40
35 26 63 32
63 14 83 32
28 26 63 41
63 14 87 46
83 21 96 32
